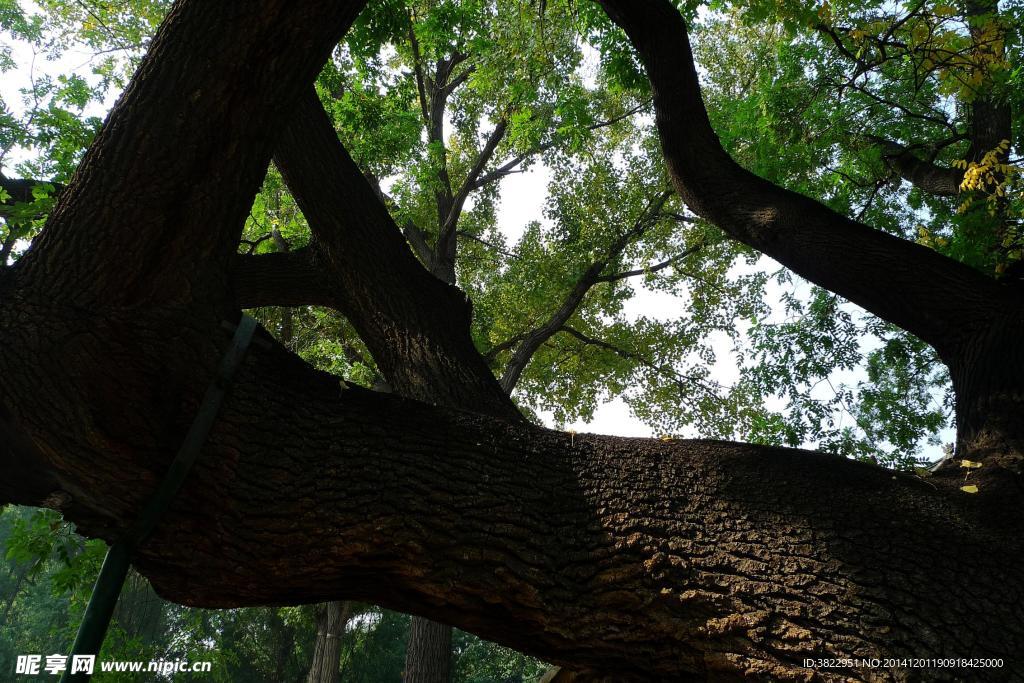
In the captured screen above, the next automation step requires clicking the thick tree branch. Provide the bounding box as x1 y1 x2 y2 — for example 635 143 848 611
1 316 1021 679
426 54 467 254
453 119 509 218
273 87 520 421
433 119 510 279
232 247 333 309
499 259 606 393
873 138 964 196
596 0 1012 360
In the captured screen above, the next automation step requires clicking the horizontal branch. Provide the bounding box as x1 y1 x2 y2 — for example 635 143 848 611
595 242 702 283
0 174 64 219
871 137 965 196
1 312 1020 679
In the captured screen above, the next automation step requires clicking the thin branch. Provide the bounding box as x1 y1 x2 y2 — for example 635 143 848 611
559 325 726 398
482 332 528 364
239 230 274 255
407 10 430 126
457 230 516 260
595 242 703 283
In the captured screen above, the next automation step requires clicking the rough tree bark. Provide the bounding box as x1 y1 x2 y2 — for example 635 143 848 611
405 617 453 683
0 0 1022 681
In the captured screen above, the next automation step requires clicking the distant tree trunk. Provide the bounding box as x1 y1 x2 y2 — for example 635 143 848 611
267 606 299 681
306 601 352 683
0 562 32 627
404 617 452 683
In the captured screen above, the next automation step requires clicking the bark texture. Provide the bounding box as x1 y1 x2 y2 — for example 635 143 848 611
2 327 1021 680
405 617 453 683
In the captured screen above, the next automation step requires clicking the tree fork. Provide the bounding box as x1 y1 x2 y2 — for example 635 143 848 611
273 87 520 422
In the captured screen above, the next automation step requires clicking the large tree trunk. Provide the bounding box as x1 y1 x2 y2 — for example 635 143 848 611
404 617 452 683
1 0 1023 680
2 334 1022 679
306 601 352 683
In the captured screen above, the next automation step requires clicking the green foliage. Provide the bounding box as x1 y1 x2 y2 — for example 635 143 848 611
452 628 548 682
337 608 409 682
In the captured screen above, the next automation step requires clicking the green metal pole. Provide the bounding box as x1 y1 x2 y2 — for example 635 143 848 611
59 315 258 683
59 543 131 682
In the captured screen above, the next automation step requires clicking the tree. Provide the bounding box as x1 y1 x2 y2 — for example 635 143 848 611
1 0 1022 681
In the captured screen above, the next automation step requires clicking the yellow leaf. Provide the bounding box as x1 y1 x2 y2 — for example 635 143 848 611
960 459 983 469
961 484 979 494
